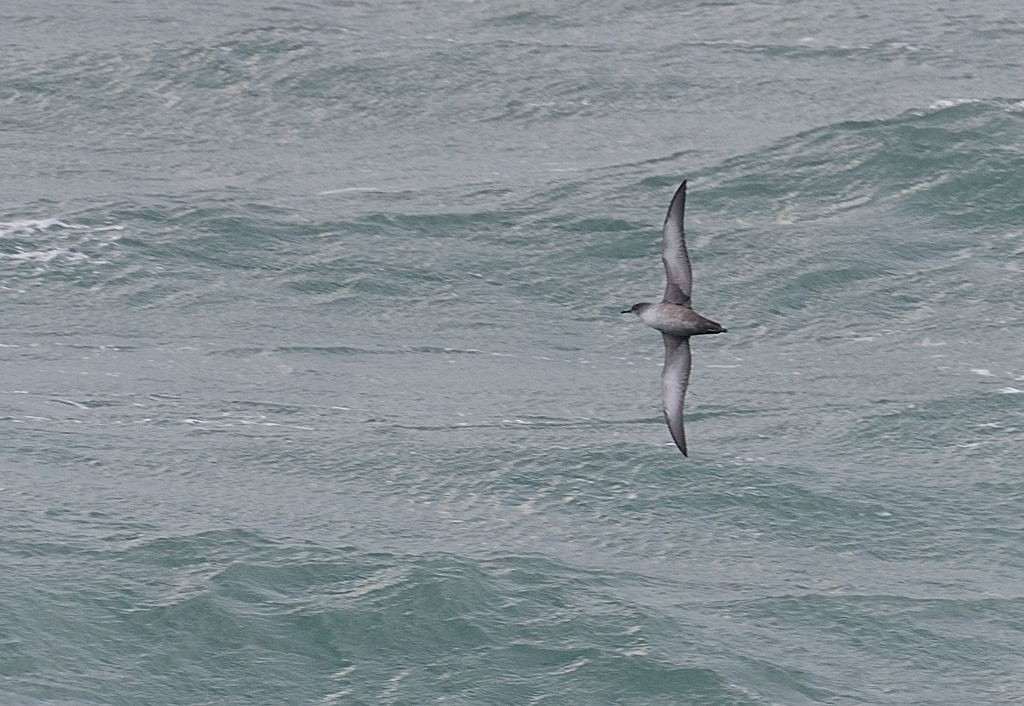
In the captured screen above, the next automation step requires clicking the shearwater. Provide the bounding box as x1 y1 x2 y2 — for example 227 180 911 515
622 181 726 456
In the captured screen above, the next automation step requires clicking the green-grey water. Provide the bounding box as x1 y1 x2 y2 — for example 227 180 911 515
3 1 1023 704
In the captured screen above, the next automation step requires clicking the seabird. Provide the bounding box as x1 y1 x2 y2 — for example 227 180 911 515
622 181 726 456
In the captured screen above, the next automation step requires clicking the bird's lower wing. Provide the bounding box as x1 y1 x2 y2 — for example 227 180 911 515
661 334 691 456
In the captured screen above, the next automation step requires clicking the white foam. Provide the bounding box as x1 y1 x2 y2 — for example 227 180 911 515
1 218 123 266
886 173 951 200
0 219 71 236
1 248 88 263
927 98 980 111
0 218 124 238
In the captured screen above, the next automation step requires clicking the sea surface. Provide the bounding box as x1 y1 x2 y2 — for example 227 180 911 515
2 1 1023 704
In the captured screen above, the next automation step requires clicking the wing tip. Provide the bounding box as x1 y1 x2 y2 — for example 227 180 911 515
675 438 688 456
664 180 688 226
664 413 689 457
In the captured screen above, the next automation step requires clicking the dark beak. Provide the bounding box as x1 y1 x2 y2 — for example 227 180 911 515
620 308 631 314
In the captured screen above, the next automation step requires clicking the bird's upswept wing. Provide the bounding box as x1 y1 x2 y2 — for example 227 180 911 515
661 333 691 456
661 181 693 306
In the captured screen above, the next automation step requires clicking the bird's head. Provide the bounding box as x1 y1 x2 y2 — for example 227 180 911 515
621 303 650 316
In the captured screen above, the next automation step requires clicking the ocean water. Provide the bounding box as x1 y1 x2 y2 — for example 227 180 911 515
2 1 1023 704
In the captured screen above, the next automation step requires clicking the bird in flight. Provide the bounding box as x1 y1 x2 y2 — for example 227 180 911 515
622 181 727 456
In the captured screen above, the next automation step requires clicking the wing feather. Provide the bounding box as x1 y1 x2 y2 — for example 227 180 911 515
661 181 693 306
661 334 691 456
